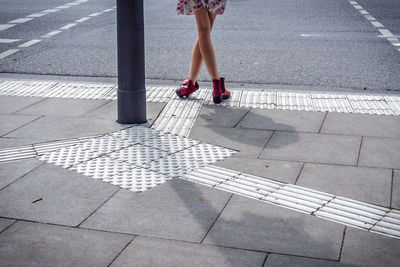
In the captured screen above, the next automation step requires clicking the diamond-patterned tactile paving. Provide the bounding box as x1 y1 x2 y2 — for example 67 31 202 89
111 125 162 143
70 156 172 192
79 135 134 154
39 144 100 168
108 144 169 168
150 144 236 177
142 133 200 153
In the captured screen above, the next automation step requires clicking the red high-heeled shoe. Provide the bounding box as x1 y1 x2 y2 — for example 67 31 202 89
176 79 199 98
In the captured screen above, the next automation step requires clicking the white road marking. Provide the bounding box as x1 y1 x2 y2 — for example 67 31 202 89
60 23 77 30
392 42 400 47
56 5 72 9
42 9 60 13
18 39 41 48
75 0 89 2
8 18 34 24
89 12 102 17
364 15 376 21
75 17 90 23
26 13 47 18
371 21 384 28
0 38 20 43
65 2 80 6
102 9 114 12
378 29 394 37
41 30 62 38
348 0 399 53
0 24 16 31
0 49 20 59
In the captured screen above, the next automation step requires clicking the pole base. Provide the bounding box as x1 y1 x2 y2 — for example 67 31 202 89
117 88 147 124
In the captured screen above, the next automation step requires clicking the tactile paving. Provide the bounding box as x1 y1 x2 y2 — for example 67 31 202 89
183 165 400 239
111 125 161 143
151 98 203 137
0 145 37 163
150 144 236 177
142 133 200 153
39 144 100 168
70 156 172 192
108 144 169 168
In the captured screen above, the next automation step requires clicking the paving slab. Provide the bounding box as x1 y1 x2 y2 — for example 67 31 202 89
4 115 133 142
238 109 326 133
0 137 37 149
260 131 361 165
213 157 303 184
264 254 354 267
341 228 400 266
194 105 249 128
358 137 400 169
0 221 132 267
203 195 344 260
297 163 392 207
111 236 266 267
392 170 400 209
84 100 166 126
16 98 110 117
321 112 400 138
0 218 15 233
81 178 232 243
0 159 43 190
0 114 41 137
0 163 119 226
0 96 45 114
189 126 273 158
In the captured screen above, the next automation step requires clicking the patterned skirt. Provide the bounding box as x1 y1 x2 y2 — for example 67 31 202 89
177 0 227 15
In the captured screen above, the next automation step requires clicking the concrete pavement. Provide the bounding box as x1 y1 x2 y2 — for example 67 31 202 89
0 77 399 266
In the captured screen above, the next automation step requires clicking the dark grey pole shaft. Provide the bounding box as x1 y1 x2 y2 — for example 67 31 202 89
117 0 147 124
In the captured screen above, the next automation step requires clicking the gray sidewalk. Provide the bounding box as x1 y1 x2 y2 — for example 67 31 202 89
0 78 400 266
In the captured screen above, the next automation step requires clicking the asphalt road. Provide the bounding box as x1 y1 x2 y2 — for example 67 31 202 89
0 0 399 93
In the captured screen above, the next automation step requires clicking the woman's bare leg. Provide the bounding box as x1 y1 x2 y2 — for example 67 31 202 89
190 8 219 81
189 11 216 83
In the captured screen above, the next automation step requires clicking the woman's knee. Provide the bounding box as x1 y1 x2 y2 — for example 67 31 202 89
197 24 211 37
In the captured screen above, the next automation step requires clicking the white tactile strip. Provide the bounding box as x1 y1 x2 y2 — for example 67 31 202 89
183 165 400 239
0 80 399 116
0 145 37 163
0 135 101 163
36 126 236 192
151 98 204 137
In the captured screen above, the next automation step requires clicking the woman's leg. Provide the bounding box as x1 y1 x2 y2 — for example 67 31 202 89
189 8 219 81
188 12 216 83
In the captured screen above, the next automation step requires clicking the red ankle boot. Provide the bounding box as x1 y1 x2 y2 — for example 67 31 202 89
176 79 199 98
213 79 223 104
220 77 231 100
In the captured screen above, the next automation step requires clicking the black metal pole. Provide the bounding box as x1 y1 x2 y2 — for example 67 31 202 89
117 0 146 124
